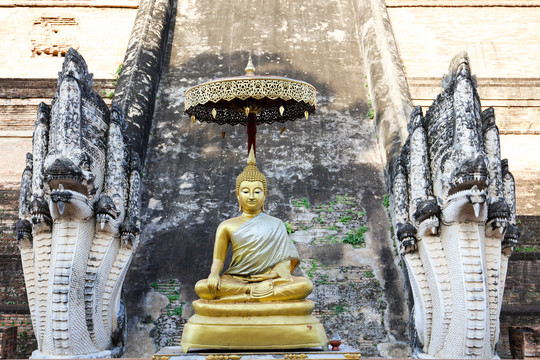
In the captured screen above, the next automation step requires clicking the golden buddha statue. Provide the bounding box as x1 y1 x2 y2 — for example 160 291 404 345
181 148 328 352
194 149 313 303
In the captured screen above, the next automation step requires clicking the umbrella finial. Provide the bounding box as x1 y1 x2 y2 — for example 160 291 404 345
247 145 256 165
245 55 255 77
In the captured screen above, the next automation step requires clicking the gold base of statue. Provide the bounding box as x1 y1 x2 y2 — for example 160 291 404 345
181 300 328 353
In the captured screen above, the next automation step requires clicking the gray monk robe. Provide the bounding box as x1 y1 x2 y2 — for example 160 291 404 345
225 213 300 276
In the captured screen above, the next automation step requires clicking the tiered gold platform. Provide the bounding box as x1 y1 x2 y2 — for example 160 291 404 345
180 300 328 353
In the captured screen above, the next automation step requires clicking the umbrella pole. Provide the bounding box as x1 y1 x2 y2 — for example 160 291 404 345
247 113 257 156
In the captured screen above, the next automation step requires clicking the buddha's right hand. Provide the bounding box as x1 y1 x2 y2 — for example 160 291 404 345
208 273 221 296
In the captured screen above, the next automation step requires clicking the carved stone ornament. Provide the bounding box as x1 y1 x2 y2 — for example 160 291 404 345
15 48 141 358
392 52 520 359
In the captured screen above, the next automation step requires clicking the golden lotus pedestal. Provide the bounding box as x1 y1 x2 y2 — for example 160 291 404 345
180 300 328 353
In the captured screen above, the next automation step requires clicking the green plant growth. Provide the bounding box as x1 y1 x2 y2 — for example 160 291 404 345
382 194 390 209
364 270 375 278
112 63 122 86
284 222 293 234
149 279 185 322
342 226 368 247
171 306 183 316
293 198 310 209
331 304 348 315
514 245 538 253
338 215 353 224
366 98 374 119
316 273 329 285
305 259 318 279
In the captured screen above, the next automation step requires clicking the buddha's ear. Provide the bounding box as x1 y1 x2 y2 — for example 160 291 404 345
236 194 242 212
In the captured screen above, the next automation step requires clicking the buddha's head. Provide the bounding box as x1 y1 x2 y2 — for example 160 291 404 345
236 147 267 213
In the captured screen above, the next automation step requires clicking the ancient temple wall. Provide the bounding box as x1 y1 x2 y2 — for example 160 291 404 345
0 0 538 358
0 5 137 78
122 0 409 357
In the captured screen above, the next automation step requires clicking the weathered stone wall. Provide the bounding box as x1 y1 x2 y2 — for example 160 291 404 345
0 5 137 79
122 0 408 357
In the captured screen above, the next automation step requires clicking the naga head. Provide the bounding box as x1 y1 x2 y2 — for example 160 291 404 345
44 48 110 219
58 48 93 89
426 52 488 222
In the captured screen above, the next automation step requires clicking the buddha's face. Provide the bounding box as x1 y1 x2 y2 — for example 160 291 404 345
237 181 266 213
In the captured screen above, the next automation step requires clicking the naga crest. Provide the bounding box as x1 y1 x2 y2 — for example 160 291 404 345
392 52 519 358
15 48 141 358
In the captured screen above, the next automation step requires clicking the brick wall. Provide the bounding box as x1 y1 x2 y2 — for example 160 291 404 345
0 311 35 358
0 188 27 306
387 5 540 78
0 185 36 357
498 215 540 358
0 326 16 359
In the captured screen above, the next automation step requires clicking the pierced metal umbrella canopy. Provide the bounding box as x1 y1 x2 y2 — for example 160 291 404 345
184 56 316 154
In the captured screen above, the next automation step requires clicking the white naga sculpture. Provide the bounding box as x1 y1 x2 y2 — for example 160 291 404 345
15 48 141 358
392 52 520 359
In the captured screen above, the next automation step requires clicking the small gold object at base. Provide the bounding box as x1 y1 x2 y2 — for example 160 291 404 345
206 355 242 360
284 354 308 359
343 353 362 359
152 356 171 360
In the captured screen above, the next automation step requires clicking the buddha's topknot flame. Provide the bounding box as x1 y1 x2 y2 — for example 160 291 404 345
235 147 267 194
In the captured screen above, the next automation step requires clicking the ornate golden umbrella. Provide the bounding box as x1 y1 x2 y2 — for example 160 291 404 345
184 56 316 154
